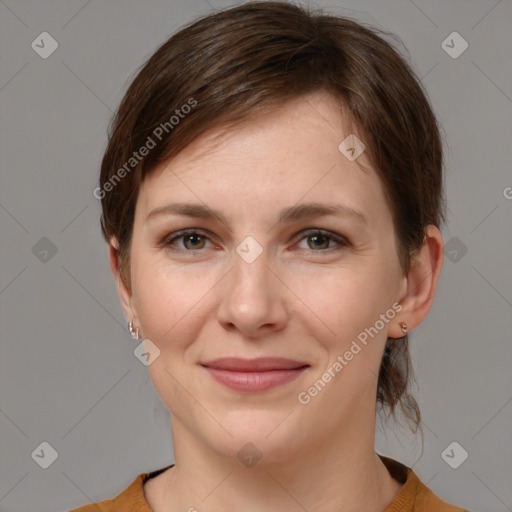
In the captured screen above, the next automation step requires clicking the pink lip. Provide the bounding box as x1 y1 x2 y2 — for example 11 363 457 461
201 357 309 392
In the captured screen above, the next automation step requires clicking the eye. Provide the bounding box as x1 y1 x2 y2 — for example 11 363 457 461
294 229 350 252
163 229 215 252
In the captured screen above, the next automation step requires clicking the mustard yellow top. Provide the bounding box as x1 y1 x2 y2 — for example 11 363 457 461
68 455 470 512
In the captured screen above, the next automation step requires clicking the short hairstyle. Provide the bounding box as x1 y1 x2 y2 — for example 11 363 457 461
99 1 446 434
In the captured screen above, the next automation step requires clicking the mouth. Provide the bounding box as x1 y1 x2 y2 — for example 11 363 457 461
200 357 310 392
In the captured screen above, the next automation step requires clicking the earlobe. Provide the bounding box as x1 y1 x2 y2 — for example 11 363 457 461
390 225 444 338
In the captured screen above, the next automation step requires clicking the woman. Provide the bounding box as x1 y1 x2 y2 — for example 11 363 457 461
71 2 470 511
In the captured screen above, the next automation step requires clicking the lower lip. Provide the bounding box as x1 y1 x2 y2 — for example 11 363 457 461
203 366 308 392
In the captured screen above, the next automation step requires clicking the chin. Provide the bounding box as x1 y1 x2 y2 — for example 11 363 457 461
203 412 309 466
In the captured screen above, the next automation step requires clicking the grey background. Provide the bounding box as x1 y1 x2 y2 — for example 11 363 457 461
0 0 511 511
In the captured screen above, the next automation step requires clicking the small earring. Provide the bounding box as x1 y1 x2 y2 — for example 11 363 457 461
128 321 140 340
399 322 408 335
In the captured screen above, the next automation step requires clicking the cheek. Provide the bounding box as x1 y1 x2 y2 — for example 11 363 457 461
294 268 395 413
130 263 211 416
130 256 219 351
294 265 391 349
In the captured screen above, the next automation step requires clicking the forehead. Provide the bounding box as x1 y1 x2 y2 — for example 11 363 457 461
135 92 389 230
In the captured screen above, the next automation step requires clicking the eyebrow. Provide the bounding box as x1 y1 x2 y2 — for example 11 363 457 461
145 201 368 226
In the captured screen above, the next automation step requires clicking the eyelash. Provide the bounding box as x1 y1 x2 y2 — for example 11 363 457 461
162 228 350 255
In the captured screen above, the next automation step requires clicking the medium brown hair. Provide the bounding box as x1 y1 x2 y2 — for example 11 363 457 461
99 1 446 434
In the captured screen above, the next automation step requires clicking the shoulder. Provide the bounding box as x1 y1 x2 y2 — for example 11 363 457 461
67 474 144 512
67 465 173 512
410 472 471 512
379 454 471 512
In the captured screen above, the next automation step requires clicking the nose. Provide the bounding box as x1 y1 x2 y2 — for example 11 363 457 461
216 247 289 338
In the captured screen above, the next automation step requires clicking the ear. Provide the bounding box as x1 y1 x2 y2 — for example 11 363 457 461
109 237 137 326
388 225 444 338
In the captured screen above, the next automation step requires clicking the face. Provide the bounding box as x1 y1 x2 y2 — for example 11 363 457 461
117 92 409 464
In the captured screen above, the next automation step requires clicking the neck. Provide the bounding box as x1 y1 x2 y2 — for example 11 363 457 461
147 390 402 512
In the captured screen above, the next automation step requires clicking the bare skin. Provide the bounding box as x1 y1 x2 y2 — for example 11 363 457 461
110 91 444 512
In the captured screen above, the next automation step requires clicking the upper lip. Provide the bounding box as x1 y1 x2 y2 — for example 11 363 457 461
201 357 309 372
